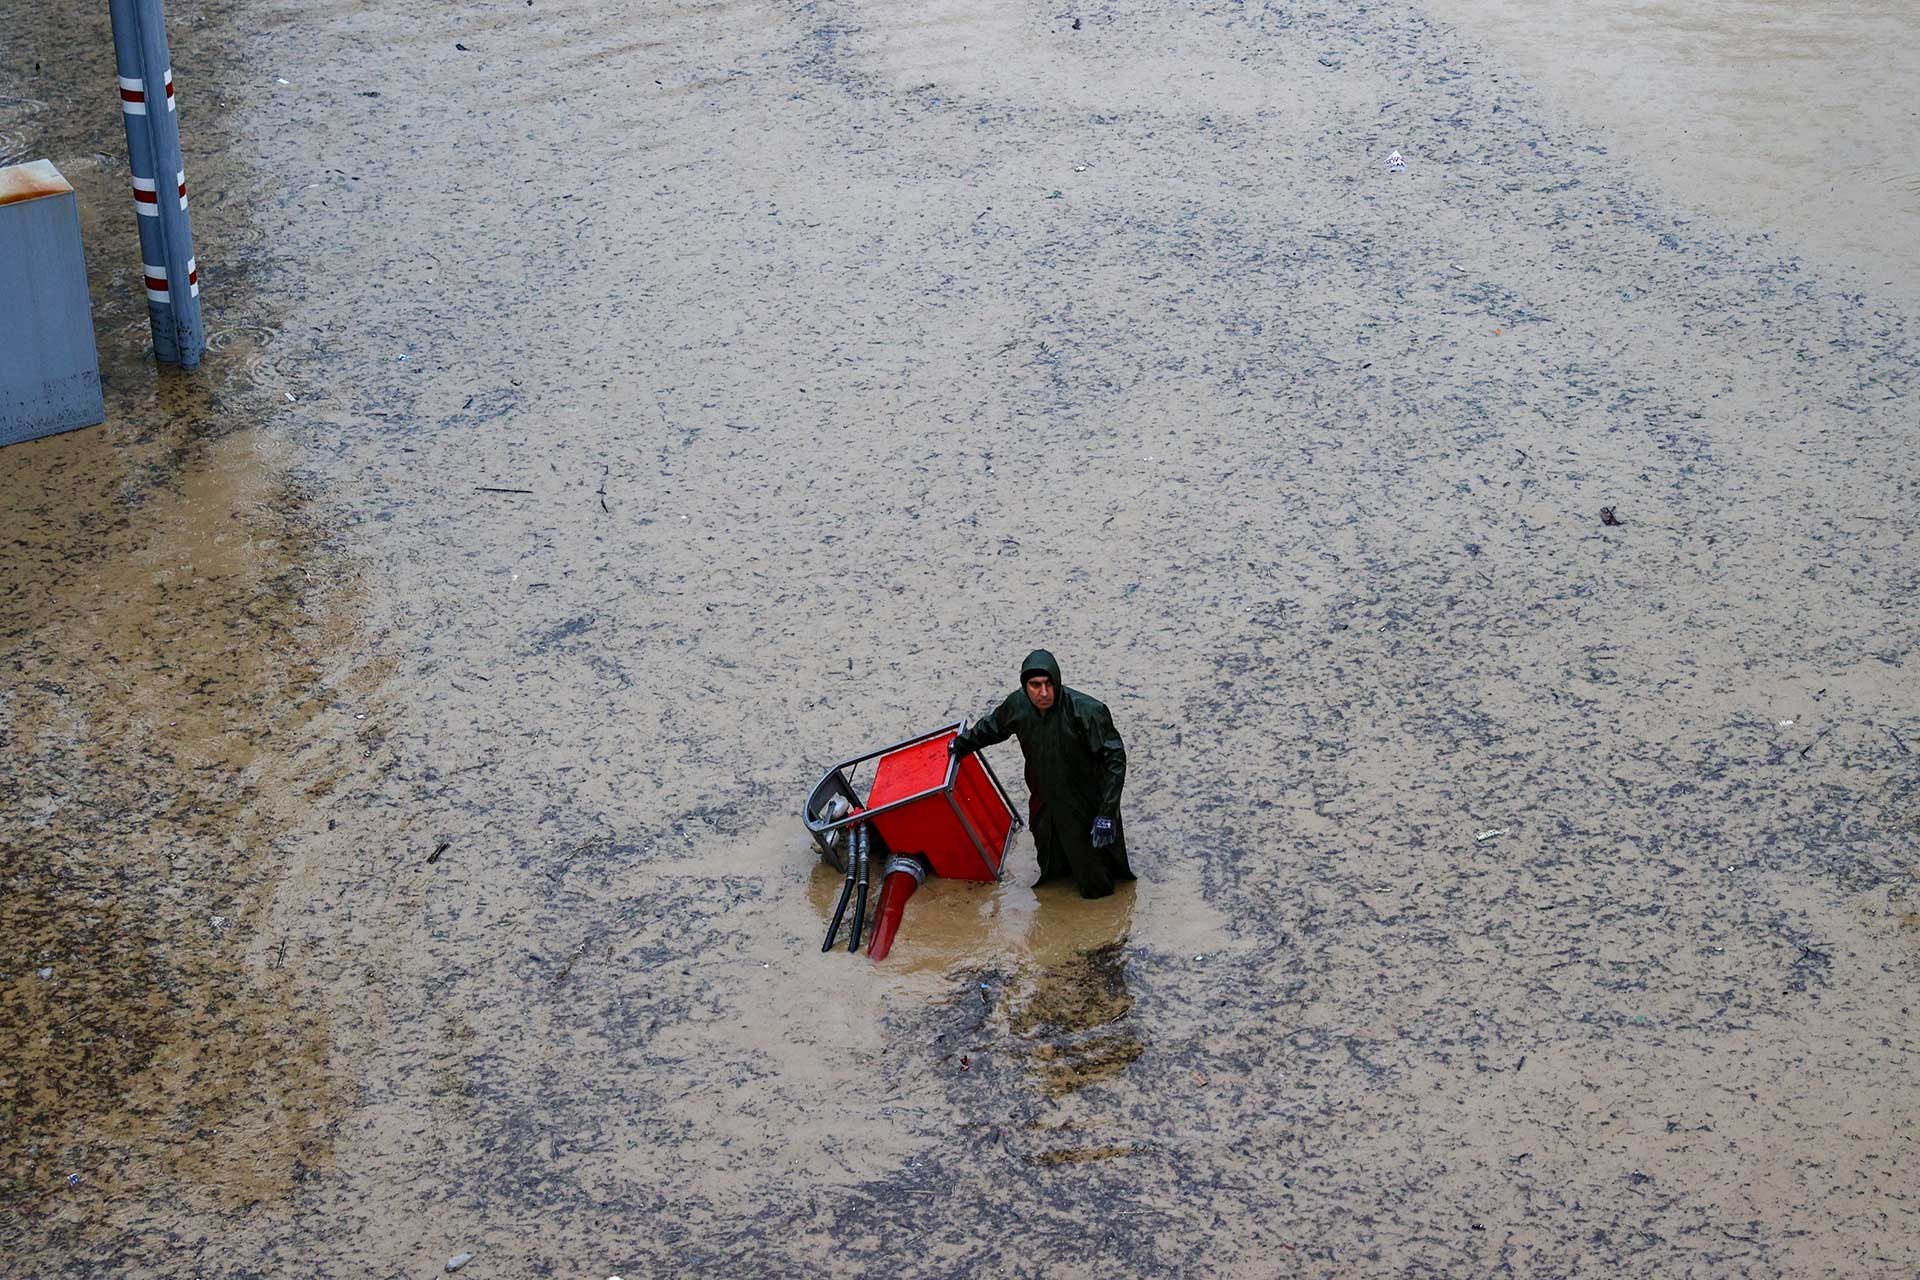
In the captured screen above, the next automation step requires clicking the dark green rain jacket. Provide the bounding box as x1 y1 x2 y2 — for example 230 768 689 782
952 649 1134 899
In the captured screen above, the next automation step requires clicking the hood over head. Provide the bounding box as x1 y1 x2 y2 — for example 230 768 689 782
1020 649 1062 686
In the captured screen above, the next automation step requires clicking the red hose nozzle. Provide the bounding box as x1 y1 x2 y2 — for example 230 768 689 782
867 856 928 962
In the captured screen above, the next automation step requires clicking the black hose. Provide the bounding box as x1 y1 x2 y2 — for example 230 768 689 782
821 823 857 953
848 823 871 953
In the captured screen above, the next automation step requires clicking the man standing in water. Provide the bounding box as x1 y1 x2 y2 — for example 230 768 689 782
950 649 1134 899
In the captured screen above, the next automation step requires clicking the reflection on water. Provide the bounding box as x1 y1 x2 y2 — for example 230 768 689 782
805 859 1142 974
805 859 1145 1094
1009 936 1143 1096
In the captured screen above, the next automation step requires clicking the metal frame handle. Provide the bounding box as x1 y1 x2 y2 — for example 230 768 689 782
801 719 1024 876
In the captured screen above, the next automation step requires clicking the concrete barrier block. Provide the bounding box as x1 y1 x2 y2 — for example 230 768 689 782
1 160 106 448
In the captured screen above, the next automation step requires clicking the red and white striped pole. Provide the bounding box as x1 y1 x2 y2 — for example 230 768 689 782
109 0 204 367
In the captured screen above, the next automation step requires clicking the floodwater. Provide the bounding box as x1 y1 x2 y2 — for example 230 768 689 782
3 0 1917 1275
1419 0 1920 297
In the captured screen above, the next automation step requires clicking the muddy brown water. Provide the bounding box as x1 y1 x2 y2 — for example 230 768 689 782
1420 0 1920 300
4 0 1918 1275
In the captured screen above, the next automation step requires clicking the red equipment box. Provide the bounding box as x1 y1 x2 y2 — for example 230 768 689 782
866 731 1016 882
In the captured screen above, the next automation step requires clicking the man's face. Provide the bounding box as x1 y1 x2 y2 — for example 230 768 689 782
1024 674 1056 712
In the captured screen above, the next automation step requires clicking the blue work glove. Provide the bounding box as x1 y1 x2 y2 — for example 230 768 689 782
1090 816 1115 849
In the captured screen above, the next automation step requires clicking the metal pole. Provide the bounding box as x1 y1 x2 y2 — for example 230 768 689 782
108 0 204 367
